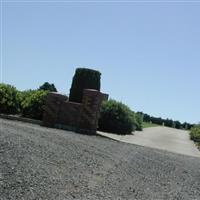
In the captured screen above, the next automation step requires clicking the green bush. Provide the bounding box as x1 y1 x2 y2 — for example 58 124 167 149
69 68 101 103
0 83 20 114
190 125 200 143
20 90 48 120
98 99 136 135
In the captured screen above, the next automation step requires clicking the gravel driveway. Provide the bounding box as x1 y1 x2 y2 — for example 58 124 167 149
0 119 200 200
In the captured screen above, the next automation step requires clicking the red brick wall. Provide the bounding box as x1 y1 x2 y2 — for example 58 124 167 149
57 101 82 127
43 92 68 127
42 89 108 133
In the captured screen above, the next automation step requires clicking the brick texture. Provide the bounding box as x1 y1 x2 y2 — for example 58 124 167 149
42 89 108 134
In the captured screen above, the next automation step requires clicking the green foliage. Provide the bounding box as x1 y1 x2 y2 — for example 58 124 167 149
0 83 20 114
182 122 193 130
134 113 143 131
98 99 137 135
20 90 48 120
190 125 200 143
69 68 101 103
39 82 57 92
140 112 193 130
175 121 181 129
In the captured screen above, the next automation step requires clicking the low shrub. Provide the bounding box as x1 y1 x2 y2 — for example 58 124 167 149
98 99 136 135
20 90 48 120
0 83 20 114
190 125 200 143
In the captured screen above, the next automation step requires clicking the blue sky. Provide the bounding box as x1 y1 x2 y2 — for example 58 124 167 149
1 1 200 123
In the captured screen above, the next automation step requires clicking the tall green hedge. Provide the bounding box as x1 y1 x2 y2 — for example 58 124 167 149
69 68 101 103
0 83 20 114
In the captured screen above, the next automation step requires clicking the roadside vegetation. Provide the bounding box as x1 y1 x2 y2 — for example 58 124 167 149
0 84 20 114
0 83 52 120
190 125 200 148
98 99 142 134
18 90 48 120
138 112 193 130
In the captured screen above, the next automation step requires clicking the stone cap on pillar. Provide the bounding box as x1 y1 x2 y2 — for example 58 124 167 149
82 89 109 101
47 92 68 101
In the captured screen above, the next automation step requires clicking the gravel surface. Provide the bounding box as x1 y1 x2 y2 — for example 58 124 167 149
0 118 200 200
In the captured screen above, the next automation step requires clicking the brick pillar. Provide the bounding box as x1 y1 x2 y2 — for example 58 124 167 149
42 92 68 127
78 89 108 134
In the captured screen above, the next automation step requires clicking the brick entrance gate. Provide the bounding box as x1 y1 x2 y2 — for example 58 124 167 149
43 89 108 134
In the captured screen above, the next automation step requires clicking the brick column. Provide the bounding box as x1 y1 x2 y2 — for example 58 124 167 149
42 92 68 127
79 89 108 134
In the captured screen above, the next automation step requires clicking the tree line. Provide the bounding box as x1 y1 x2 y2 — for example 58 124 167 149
137 112 194 130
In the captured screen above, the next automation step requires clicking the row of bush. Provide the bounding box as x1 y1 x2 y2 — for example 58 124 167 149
139 112 194 130
190 125 200 147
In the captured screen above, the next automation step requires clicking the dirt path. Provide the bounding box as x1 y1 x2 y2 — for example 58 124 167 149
98 126 200 157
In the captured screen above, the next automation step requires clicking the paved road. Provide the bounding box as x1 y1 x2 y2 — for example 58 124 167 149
0 119 200 200
98 126 200 158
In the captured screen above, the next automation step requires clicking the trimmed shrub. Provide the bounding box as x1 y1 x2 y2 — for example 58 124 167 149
20 90 48 120
39 82 57 92
98 99 135 135
190 125 200 143
0 83 20 114
69 68 101 103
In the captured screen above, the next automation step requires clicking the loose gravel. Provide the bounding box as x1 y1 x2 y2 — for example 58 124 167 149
0 118 200 200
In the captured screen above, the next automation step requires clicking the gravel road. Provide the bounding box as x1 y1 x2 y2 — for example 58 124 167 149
0 119 200 200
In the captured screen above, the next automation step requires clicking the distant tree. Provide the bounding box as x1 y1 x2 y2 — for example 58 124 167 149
182 122 193 130
175 121 181 129
143 113 151 122
136 112 192 130
172 121 176 128
39 82 57 92
165 119 174 128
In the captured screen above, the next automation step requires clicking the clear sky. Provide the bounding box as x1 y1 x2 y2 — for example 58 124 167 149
1 1 200 123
